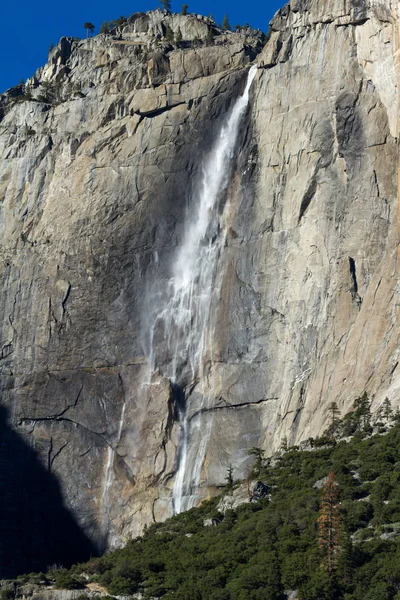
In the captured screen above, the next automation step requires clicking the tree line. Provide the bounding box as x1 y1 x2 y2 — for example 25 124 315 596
83 3 235 38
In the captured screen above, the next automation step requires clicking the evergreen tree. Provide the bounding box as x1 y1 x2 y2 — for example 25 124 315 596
206 27 215 44
39 80 54 103
83 22 95 37
181 4 189 15
353 392 372 431
337 529 354 587
159 0 172 11
382 397 392 421
328 402 341 438
225 465 234 489
280 436 288 452
222 13 231 31
248 447 264 475
24 84 32 100
317 472 343 576
100 21 109 34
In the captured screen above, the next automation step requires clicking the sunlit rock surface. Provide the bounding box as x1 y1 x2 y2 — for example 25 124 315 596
0 0 398 564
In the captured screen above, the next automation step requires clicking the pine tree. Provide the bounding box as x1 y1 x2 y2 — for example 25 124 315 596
206 27 215 44
280 436 288 452
248 447 264 475
83 22 95 37
337 528 354 587
159 0 172 11
100 21 109 34
222 13 231 31
382 397 392 421
353 392 371 431
317 472 343 576
225 465 234 489
181 4 189 15
328 402 341 438
24 84 32 101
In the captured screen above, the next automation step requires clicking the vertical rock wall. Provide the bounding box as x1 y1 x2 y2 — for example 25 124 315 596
0 0 399 567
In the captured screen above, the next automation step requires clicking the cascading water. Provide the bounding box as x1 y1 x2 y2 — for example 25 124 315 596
147 65 258 514
101 402 126 541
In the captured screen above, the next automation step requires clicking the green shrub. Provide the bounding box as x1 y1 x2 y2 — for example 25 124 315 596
54 571 84 590
15 423 400 600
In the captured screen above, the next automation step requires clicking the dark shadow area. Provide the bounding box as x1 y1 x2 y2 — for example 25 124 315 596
0 405 97 578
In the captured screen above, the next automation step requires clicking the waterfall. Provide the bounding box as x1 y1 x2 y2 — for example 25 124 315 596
101 402 126 540
147 65 257 514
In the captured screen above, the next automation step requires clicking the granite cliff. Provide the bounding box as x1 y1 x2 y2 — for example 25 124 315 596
0 0 399 575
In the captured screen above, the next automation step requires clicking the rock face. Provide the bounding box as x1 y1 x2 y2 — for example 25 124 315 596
0 0 399 574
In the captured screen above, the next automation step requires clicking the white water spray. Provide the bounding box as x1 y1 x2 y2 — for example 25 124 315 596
101 402 126 538
148 65 257 514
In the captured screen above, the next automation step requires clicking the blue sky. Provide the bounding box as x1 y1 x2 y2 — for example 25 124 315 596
0 0 284 93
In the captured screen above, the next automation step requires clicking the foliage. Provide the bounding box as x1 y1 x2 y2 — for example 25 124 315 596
339 393 372 438
248 447 265 475
15 423 400 600
83 22 95 37
159 0 171 11
181 4 189 15
326 402 341 439
222 14 231 31
378 398 392 422
280 437 288 452
53 570 84 590
317 472 343 574
224 465 236 490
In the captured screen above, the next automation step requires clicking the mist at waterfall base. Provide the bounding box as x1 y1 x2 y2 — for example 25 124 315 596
143 65 258 515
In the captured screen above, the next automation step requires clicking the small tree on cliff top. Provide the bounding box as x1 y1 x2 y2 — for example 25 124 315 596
84 22 95 37
222 13 231 31
159 0 172 11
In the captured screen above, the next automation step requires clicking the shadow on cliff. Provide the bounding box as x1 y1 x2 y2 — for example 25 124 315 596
0 405 97 578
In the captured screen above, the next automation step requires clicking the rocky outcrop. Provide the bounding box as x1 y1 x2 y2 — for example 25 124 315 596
217 481 270 513
0 0 399 573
